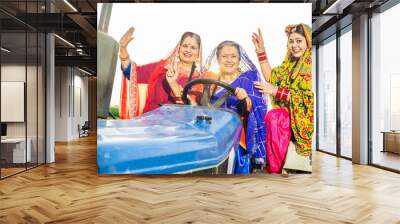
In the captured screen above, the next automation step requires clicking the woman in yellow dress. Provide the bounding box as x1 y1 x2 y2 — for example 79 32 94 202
253 24 314 175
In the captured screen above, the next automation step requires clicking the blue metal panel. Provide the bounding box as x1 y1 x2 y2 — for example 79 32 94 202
97 104 242 174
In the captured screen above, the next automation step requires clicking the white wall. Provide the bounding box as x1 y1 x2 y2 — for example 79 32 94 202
55 67 89 141
55 66 69 141
1 65 26 82
1 64 46 163
72 73 89 138
1 65 28 138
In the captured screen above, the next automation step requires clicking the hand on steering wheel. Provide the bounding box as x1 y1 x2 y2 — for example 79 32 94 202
235 88 248 100
182 78 237 108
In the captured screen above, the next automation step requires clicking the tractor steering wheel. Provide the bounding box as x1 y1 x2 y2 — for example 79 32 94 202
182 78 236 108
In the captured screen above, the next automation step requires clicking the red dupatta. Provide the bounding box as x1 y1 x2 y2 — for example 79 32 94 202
119 44 180 119
120 59 167 119
119 41 202 119
120 61 136 119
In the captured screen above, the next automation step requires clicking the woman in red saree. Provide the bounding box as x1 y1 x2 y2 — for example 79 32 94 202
253 24 314 175
118 27 202 118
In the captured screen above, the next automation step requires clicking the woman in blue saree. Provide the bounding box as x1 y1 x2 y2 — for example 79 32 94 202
201 41 267 174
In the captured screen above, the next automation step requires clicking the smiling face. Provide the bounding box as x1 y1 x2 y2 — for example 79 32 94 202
217 45 240 75
288 32 308 59
178 36 200 64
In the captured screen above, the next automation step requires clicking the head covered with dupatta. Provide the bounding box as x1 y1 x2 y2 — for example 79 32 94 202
120 31 203 118
270 23 314 157
203 40 261 80
203 40 268 167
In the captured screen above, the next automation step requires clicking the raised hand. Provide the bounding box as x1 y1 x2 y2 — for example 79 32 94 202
120 27 135 48
166 61 179 81
252 28 266 53
166 67 178 82
252 29 272 82
165 62 184 101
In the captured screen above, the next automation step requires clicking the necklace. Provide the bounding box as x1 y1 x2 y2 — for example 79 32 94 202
177 62 193 77
220 70 240 83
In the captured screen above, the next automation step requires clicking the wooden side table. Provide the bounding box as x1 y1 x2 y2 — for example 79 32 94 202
381 131 400 154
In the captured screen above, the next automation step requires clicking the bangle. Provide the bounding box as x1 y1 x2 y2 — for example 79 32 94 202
256 48 265 53
174 96 182 102
281 88 290 101
120 55 129 61
275 87 282 99
257 51 268 62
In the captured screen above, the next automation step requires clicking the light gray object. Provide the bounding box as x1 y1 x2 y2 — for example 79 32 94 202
97 3 119 118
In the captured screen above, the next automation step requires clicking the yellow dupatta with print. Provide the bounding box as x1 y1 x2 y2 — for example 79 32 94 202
270 24 314 157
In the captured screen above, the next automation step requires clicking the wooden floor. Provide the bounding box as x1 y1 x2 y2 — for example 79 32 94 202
1 163 45 178
1 136 400 223
1 167 26 178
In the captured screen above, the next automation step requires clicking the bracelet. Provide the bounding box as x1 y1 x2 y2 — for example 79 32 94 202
255 48 265 53
120 55 129 61
174 96 182 102
257 52 267 61
240 96 248 103
257 51 268 62
281 88 290 101
275 87 282 99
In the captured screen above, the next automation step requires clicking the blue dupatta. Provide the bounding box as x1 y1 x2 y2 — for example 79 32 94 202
211 70 267 173
204 41 268 174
